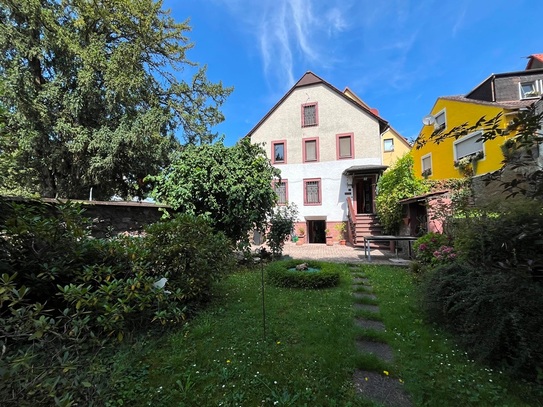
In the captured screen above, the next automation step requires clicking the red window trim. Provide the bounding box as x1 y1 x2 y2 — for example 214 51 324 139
271 140 287 164
272 179 288 205
302 137 320 163
336 133 354 159
301 102 319 127
303 178 322 206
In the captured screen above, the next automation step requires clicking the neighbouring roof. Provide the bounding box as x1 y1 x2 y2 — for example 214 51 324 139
342 165 388 175
465 67 543 99
245 71 389 137
399 190 449 205
526 54 543 70
440 95 537 110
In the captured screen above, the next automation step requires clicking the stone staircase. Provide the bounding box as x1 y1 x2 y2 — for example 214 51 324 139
354 214 389 248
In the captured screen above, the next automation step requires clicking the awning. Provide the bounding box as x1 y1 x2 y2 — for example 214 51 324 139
342 165 388 175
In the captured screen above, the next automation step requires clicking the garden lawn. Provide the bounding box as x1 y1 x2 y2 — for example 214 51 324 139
109 263 360 406
107 263 543 406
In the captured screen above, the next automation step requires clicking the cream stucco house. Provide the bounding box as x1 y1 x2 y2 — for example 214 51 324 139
247 72 390 244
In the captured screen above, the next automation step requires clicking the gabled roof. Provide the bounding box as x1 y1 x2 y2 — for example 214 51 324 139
245 71 388 137
382 125 412 148
526 54 543 70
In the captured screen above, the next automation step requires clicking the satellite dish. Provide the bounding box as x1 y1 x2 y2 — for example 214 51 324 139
422 115 435 125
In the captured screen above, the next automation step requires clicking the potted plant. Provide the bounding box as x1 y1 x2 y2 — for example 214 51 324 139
335 222 346 245
297 226 305 245
325 228 333 246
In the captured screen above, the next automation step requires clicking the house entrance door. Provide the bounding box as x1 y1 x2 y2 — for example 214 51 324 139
355 177 374 214
307 220 326 244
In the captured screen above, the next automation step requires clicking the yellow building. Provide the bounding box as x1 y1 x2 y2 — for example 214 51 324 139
381 126 411 167
413 65 543 180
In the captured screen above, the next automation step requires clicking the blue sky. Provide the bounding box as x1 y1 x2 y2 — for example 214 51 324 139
164 0 543 145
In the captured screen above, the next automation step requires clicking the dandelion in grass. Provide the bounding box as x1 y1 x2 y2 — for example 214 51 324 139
226 360 231 364
383 370 389 376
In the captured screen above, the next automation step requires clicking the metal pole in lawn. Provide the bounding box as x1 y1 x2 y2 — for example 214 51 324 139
260 254 266 341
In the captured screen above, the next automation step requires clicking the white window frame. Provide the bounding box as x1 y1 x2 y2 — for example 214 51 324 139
453 130 485 161
434 109 446 131
383 138 394 152
519 80 541 99
421 153 432 176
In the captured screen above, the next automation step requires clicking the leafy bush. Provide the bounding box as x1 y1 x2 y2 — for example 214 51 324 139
0 200 234 405
266 203 298 258
148 138 280 248
422 262 543 381
266 260 340 289
375 154 428 234
452 202 543 281
141 213 235 307
413 232 453 266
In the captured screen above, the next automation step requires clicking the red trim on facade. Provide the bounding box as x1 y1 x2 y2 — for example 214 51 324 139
271 140 287 164
336 133 354 159
272 179 288 205
302 137 320 162
301 102 319 127
303 178 322 206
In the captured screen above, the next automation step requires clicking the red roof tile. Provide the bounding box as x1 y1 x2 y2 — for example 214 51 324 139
526 54 543 69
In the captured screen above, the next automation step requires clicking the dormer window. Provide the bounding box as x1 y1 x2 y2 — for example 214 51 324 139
520 81 540 99
302 103 318 127
434 110 446 130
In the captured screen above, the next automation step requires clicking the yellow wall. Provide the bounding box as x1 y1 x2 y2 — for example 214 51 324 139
382 127 411 167
412 99 514 180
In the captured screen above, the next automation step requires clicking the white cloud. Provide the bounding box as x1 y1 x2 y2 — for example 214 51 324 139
212 0 351 88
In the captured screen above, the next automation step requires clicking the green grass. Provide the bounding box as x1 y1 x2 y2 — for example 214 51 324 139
105 263 543 407
360 265 543 407
107 263 363 406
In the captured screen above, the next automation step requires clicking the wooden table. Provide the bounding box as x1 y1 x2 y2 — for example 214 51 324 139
363 235 418 262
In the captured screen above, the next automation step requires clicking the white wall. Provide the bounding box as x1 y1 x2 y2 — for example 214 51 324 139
277 158 380 222
250 81 383 222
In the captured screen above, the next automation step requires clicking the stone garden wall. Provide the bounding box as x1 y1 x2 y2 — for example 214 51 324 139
1 196 171 238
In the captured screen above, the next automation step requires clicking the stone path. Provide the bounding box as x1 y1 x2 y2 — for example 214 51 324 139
350 265 412 407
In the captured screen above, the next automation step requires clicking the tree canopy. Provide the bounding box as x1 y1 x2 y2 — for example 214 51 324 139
147 138 281 246
0 0 232 199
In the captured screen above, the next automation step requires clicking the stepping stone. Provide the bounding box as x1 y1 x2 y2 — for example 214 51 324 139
354 318 385 331
356 340 394 362
354 303 380 313
353 292 377 300
353 277 370 285
353 370 412 407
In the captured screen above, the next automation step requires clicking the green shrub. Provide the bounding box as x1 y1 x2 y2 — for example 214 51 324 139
0 200 234 405
413 232 453 266
453 203 543 281
266 260 340 289
266 203 298 258
422 262 543 380
375 154 428 233
141 213 235 306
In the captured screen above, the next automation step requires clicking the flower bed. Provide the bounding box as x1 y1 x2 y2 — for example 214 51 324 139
266 259 340 289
